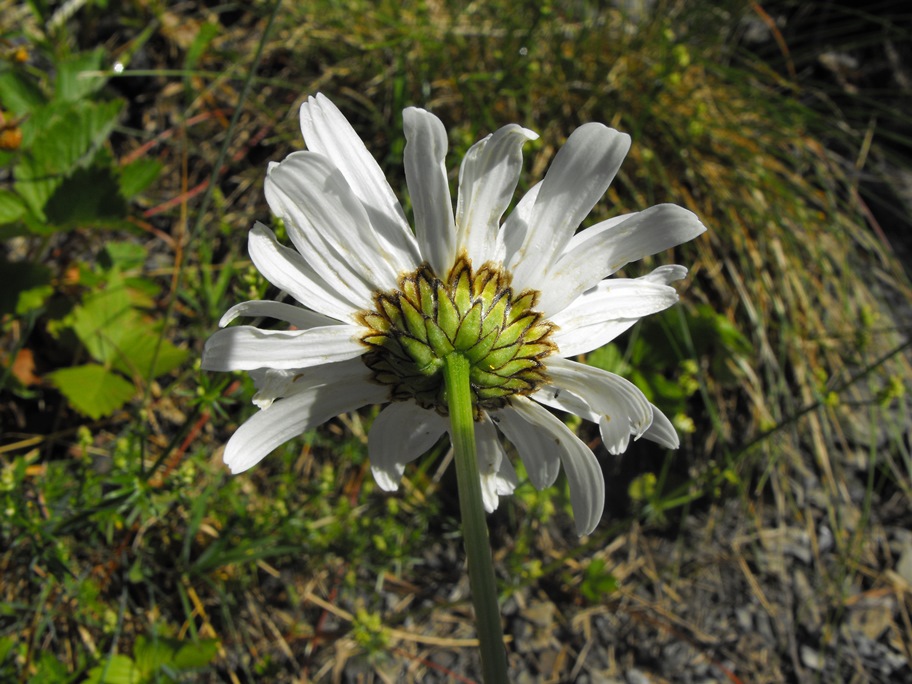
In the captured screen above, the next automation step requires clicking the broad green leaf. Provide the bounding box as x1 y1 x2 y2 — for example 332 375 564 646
0 189 27 224
108 325 189 380
132 636 175 679
69 275 134 364
172 639 219 670
14 99 124 219
83 654 142 684
44 165 127 226
47 364 134 419
102 242 147 271
55 48 106 102
118 158 162 198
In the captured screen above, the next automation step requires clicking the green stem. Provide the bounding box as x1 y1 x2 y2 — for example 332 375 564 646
442 353 509 683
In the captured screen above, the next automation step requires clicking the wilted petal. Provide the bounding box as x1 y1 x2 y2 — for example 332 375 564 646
537 357 653 454
641 404 680 449
475 413 518 512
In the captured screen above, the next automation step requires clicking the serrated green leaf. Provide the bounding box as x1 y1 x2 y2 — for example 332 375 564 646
118 158 162 198
14 99 124 218
47 364 135 419
0 70 47 114
55 48 106 102
69 275 134 364
44 164 127 226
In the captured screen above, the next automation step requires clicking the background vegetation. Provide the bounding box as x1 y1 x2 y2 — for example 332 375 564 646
1 0 910 681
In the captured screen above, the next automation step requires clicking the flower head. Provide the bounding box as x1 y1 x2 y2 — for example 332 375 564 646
203 94 706 535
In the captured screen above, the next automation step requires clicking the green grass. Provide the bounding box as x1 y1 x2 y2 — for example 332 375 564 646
1 0 910 681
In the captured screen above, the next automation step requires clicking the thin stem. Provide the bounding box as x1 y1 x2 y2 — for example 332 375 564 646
442 353 509 683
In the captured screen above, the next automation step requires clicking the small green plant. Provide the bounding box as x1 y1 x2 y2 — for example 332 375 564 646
83 635 219 684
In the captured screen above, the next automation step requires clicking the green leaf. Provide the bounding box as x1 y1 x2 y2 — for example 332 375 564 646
44 164 127 226
118 158 162 198
0 190 27 224
14 99 124 219
102 242 147 271
83 654 142 684
0 70 47 114
133 636 175 679
47 364 135 419
172 639 219 670
69 275 134 365
108 325 189 379
55 48 106 102
0 259 53 316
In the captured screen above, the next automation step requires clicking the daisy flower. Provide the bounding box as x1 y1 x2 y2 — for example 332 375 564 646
202 94 706 535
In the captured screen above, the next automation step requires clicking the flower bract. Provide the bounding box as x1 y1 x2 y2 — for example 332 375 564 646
203 93 706 535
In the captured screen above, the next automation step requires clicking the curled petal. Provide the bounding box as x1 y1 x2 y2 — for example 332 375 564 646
223 361 387 474
475 413 518 512
219 300 338 330
493 397 604 536
540 204 706 315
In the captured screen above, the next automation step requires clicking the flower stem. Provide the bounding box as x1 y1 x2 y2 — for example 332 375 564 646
442 352 509 683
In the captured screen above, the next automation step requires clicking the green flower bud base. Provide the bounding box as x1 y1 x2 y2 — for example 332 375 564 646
358 255 557 417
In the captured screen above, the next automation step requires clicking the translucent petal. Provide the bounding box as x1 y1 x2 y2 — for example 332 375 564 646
368 402 447 491
475 413 517 512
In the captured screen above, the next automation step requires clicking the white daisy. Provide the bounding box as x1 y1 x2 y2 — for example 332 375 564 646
203 93 706 535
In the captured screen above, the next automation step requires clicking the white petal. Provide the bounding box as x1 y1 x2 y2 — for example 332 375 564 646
498 180 541 267
248 369 298 409
223 364 387 474
537 357 653 453
455 124 538 266
475 413 517 512
542 204 706 313
509 124 631 290
299 94 420 269
403 107 456 277
369 402 447 491
641 403 680 449
489 400 561 490
550 272 682 357
219 300 338 329
493 397 604 536
248 223 360 322
201 324 364 371
265 152 402 298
